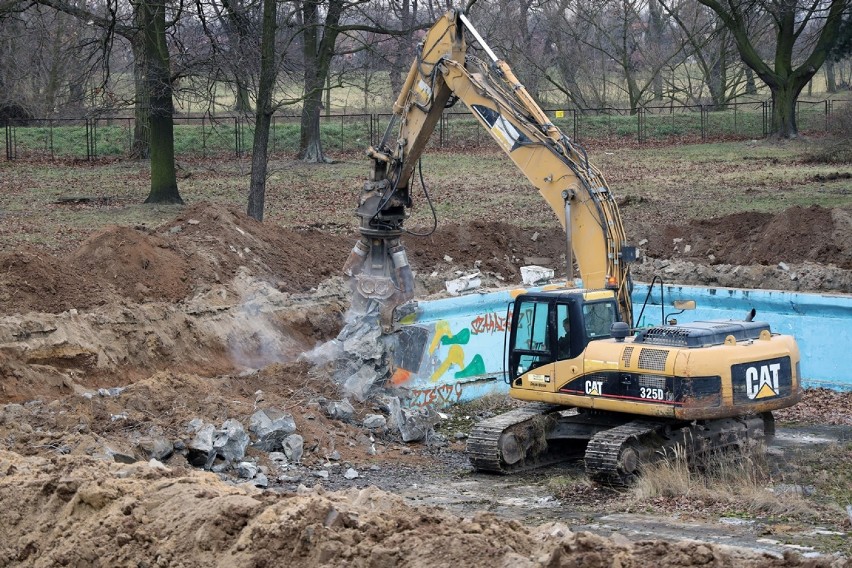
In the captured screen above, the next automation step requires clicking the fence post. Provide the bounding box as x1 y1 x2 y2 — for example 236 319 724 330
636 108 643 144
700 106 706 141
733 102 738 135
4 121 10 160
573 109 578 141
86 118 98 162
49 121 55 159
86 119 93 160
234 117 239 157
825 99 829 132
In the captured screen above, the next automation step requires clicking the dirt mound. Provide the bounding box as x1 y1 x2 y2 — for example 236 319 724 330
70 225 191 304
0 204 569 315
0 248 106 313
641 205 852 269
405 220 566 281
161 203 352 294
0 452 835 568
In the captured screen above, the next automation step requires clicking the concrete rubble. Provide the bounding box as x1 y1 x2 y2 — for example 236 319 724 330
249 407 297 451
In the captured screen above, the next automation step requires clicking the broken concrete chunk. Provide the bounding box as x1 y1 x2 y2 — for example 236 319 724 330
363 414 387 430
188 423 215 454
778 261 790 271
283 434 304 464
268 452 288 465
445 274 481 296
327 450 341 461
313 470 329 479
343 366 379 402
388 397 437 443
213 419 250 463
236 461 258 479
137 436 174 461
339 323 384 361
520 265 554 285
112 452 137 464
253 473 268 488
249 408 297 452
97 387 125 397
344 468 359 480
326 399 355 422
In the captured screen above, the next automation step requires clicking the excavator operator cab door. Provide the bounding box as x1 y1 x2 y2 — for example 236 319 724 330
508 293 622 383
508 297 553 380
508 295 583 382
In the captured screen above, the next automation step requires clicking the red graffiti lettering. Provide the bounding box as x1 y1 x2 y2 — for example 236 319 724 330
409 383 465 408
470 311 509 335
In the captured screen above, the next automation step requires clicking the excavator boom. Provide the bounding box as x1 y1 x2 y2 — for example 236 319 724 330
343 11 633 329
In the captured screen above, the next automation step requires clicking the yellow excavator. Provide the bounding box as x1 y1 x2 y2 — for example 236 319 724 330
343 10 802 484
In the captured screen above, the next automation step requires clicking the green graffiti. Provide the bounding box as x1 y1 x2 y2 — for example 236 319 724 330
441 327 471 346
455 354 486 379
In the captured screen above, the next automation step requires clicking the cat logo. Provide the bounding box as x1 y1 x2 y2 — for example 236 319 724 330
585 380 603 396
745 363 781 399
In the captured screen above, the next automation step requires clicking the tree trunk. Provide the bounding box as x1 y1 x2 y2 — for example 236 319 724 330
771 81 804 138
745 67 757 95
130 34 150 159
825 60 837 93
297 0 343 163
234 82 253 113
299 84 326 162
141 0 182 204
247 0 278 221
648 0 665 102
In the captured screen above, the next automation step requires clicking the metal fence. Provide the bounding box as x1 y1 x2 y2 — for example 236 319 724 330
3 98 849 160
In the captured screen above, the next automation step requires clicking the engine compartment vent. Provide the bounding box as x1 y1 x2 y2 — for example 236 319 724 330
638 348 668 371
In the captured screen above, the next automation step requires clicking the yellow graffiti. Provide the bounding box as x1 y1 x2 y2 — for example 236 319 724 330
429 321 452 354
430 344 465 382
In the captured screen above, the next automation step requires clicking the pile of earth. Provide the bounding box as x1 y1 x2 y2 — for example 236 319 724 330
0 450 842 568
2 202 852 319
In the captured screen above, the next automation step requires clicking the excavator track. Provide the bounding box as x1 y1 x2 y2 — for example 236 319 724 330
584 420 660 485
466 402 567 474
468 404 774 484
584 414 772 486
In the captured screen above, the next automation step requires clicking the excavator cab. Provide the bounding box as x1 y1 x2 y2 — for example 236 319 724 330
508 290 620 381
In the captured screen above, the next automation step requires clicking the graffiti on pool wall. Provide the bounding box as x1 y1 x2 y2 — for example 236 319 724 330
410 383 465 407
391 306 508 392
426 319 489 382
470 311 510 335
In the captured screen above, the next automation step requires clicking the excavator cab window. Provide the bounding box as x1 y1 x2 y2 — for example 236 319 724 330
582 301 618 341
556 303 574 360
509 299 553 377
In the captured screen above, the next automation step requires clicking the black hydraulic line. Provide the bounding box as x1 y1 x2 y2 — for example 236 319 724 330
404 158 439 237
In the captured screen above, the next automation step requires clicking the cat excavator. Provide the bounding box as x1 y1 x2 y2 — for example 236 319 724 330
343 10 802 483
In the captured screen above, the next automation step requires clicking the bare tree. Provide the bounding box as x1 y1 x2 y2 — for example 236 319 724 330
294 0 422 163
246 0 277 220
556 0 687 113
661 1 756 109
697 0 851 138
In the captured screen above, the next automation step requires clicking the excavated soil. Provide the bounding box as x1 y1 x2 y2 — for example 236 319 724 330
2 201 852 567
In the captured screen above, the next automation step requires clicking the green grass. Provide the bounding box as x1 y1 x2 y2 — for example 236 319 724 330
1 137 849 251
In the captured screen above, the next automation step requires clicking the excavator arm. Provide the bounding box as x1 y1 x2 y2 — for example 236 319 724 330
344 10 634 329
